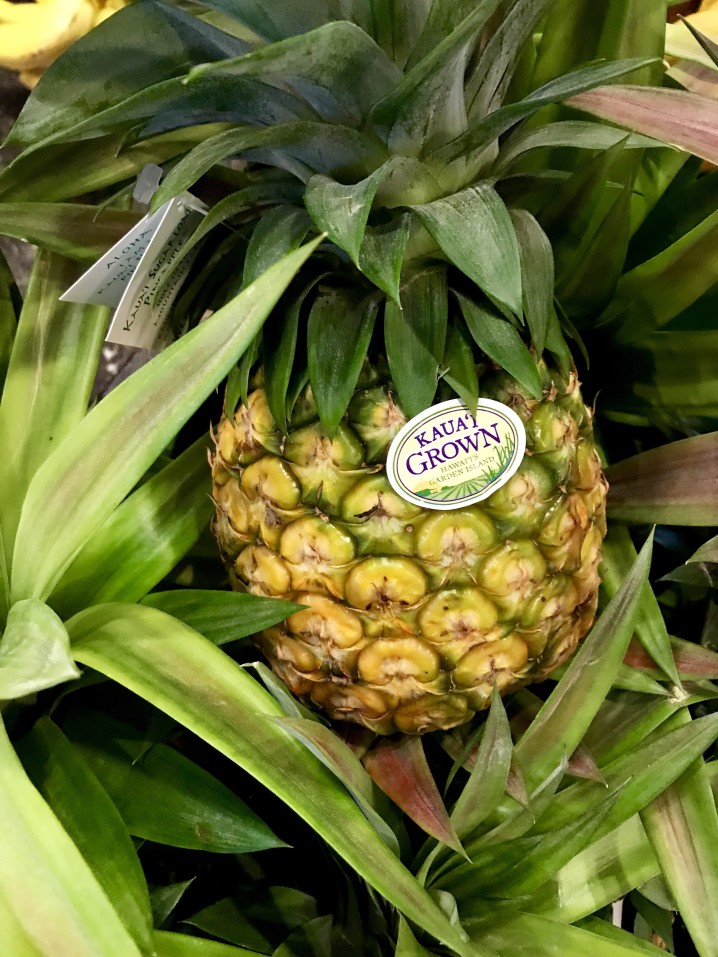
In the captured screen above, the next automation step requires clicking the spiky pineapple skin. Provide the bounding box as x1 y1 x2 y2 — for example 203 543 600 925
211 364 607 734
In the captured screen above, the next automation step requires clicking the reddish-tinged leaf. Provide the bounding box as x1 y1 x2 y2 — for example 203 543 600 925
567 743 606 785
669 60 718 99
569 85 718 166
607 433 718 526
626 637 718 679
363 737 463 854
506 759 530 808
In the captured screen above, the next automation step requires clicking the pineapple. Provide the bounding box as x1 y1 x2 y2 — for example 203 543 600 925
212 362 606 734
174 4 645 734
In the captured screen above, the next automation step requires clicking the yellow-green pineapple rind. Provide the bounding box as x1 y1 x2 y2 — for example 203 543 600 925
211 363 607 735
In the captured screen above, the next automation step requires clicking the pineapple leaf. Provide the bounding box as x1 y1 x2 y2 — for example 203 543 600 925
0 599 80 700
406 0 486 70
479 912 666 956
602 526 680 687
465 0 555 119
603 330 718 422
307 286 379 436
385 266 448 418
496 121 661 176
16 719 153 951
152 124 388 211
606 433 718 526
0 714 141 956
510 211 553 355
358 214 411 303
305 161 396 264
641 712 718 957
369 0 503 153
154 929 264 957
0 253 108 574
64 711 284 854
49 439 213 618
677 17 718 71
189 21 401 123
141 591 301 646
0 126 231 205
395 916 435 956
67 604 477 957
530 815 659 924
0 204 141 262
371 0 432 69
604 204 718 344
569 85 718 168
456 293 542 400
449 689 512 841
442 321 480 413
270 716 401 854
515 530 654 790
442 58 657 169
10 239 321 603
196 0 373 44
264 273 325 433
414 183 522 317
363 736 463 854
5 0 249 149
243 206 312 286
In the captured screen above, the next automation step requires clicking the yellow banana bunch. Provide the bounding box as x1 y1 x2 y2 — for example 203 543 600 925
0 0 129 89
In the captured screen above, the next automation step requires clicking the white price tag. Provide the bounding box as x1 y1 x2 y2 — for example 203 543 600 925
61 192 207 351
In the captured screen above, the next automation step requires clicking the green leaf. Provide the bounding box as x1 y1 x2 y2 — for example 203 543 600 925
66 603 476 957
307 287 378 436
362 736 462 853
0 252 108 574
466 0 555 119
6 1 248 148
605 204 718 343
185 897 270 952
442 321 480 413
0 205 141 261
10 239 320 603
197 0 372 43
496 121 661 175
466 58 656 156
273 915 333 957
271 716 400 854
0 247 19 393
413 183 522 317
154 929 265 957
578 918 669 956
570 85 718 168
456 293 542 399
641 713 718 957
480 913 666 956
510 211 553 354
602 526 680 686
152 124 388 211
385 267 447 417
17 719 152 951
0 126 230 204
50 439 213 617
606 433 718 526
370 0 431 69
369 0 503 153
141 591 301 646
243 206 311 287
358 214 410 303
264 274 323 433
65 710 284 854
151 880 195 928
450 689 512 840
395 916 435 956
190 20 396 123
0 599 79 700
530 814 659 924
305 161 395 264
0 715 142 956
515 531 654 789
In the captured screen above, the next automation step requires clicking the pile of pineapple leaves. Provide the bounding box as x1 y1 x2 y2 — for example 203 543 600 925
0 1 717 955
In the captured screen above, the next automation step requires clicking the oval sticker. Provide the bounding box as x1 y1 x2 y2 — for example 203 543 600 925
386 398 526 511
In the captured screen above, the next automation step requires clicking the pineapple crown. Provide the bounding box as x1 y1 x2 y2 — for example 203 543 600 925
0 0 717 443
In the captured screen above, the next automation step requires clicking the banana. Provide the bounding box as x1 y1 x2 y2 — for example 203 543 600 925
0 0 129 88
